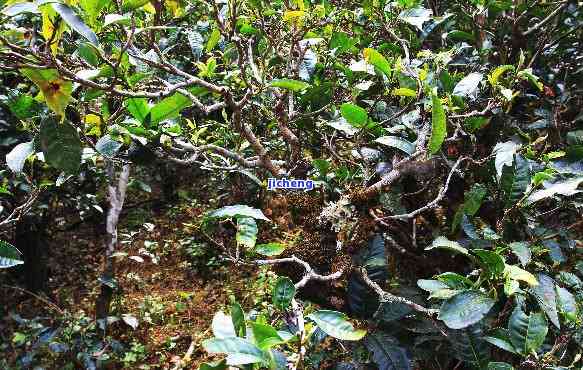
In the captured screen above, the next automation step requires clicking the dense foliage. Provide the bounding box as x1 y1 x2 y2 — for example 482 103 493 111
1 0 582 369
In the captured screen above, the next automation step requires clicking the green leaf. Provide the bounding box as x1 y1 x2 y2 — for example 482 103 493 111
150 93 192 124
206 28 221 53
254 243 285 256
555 286 578 323
375 136 415 155
399 7 432 31
212 311 236 338
0 240 24 269
202 337 266 366
236 217 258 249
79 0 110 20
103 13 131 27
493 141 520 179
20 68 72 117
250 322 284 350
504 264 538 286
307 310 366 341
526 177 583 204
364 332 412 370
272 277 295 310
453 72 483 98
446 324 490 367
6 141 34 173
2 2 39 16
425 236 469 256
125 98 150 123
484 328 518 354
207 205 270 221
473 249 505 278
517 69 543 91
231 302 246 337
122 0 150 11
363 48 392 78
530 273 560 329
508 308 547 355
392 88 416 97
428 92 446 155
488 362 514 370
95 135 122 157
340 103 368 128
77 42 100 66
200 360 227 370
488 65 515 87
51 3 99 46
501 154 530 208
438 291 495 329
39 118 82 174
269 79 310 92
347 234 389 317
509 242 531 266
463 183 487 216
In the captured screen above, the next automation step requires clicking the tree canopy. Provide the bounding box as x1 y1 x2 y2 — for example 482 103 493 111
1 0 582 369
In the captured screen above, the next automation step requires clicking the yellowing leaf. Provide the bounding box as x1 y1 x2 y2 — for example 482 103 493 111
41 5 66 54
283 10 305 26
84 113 102 136
392 88 416 97
504 264 538 286
165 0 184 17
20 68 72 117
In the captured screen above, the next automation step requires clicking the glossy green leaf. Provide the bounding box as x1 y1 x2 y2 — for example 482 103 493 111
501 154 530 208
428 92 446 154
207 205 270 221
363 48 391 78
206 28 221 53
231 302 246 337
150 93 192 124
212 311 236 338
307 310 366 341
52 3 99 46
39 118 82 174
425 236 469 256
555 285 578 323
509 242 531 266
254 243 285 256
508 308 547 355
269 79 310 92
250 322 284 350
272 277 295 310
122 0 150 11
0 240 24 269
6 141 34 173
375 136 415 155
453 72 483 98
202 337 266 365
530 273 560 329
340 103 368 128
125 98 150 123
473 249 505 278
95 135 122 157
438 291 495 329
236 217 258 249
364 332 412 370
488 362 514 370
484 328 518 354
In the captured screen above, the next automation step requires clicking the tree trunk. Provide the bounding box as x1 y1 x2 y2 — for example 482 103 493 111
15 214 48 292
95 161 130 322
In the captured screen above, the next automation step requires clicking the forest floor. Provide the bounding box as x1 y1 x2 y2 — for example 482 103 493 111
0 176 276 369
